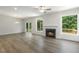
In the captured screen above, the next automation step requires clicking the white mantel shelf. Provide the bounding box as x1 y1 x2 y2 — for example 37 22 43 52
43 26 58 27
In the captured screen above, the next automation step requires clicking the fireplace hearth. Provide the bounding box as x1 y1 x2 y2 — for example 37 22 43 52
46 29 56 38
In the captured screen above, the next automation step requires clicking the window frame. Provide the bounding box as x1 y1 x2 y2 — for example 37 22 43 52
61 14 78 35
37 18 43 32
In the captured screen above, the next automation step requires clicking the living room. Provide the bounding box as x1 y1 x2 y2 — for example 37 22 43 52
26 7 79 41
0 6 79 53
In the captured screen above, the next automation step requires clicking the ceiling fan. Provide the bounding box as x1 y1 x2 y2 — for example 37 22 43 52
34 6 52 13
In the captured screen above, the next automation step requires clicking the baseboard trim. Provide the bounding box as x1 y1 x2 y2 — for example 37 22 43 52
0 32 25 36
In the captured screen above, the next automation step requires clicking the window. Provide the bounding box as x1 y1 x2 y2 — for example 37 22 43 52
26 22 32 32
62 15 77 34
37 20 43 31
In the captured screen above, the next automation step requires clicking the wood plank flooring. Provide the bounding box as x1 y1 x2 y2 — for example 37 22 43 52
0 33 79 53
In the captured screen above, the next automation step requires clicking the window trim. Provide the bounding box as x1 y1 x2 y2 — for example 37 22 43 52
61 14 78 35
36 18 43 32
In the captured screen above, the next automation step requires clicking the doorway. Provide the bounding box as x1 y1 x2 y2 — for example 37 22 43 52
26 22 32 32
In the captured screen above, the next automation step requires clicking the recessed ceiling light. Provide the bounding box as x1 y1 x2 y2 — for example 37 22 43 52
15 22 20 24
40 10 45 12
14 8 18 10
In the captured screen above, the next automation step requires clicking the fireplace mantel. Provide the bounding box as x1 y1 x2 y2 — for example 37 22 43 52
43 26 57 29
43 26 57 38
46 29 56 38
44 26 57 27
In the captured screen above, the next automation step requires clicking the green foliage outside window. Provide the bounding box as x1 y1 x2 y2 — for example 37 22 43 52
26 23 32 32
62 15 77 34
37 20 43 31
26 23 28 32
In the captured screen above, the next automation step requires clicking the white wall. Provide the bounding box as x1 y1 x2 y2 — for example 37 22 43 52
42 7 79 41
0 15 25 35
25 7 79 42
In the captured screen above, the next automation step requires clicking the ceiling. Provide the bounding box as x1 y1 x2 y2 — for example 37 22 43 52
0 6 77 18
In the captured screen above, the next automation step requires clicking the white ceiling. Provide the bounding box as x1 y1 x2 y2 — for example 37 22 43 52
0 6 77 18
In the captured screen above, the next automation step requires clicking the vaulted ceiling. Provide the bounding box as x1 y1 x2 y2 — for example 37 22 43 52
0 6 77 18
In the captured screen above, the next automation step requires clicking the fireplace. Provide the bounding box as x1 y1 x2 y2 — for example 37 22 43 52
46 29 56 38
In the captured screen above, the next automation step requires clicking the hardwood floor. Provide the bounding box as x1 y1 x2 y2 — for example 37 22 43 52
0 33 79 53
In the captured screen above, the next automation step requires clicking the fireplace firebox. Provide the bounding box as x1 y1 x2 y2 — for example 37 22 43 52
46 29 56 38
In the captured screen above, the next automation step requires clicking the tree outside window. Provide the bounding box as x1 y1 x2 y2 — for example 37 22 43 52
62 15 77 34
37 20 43 31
